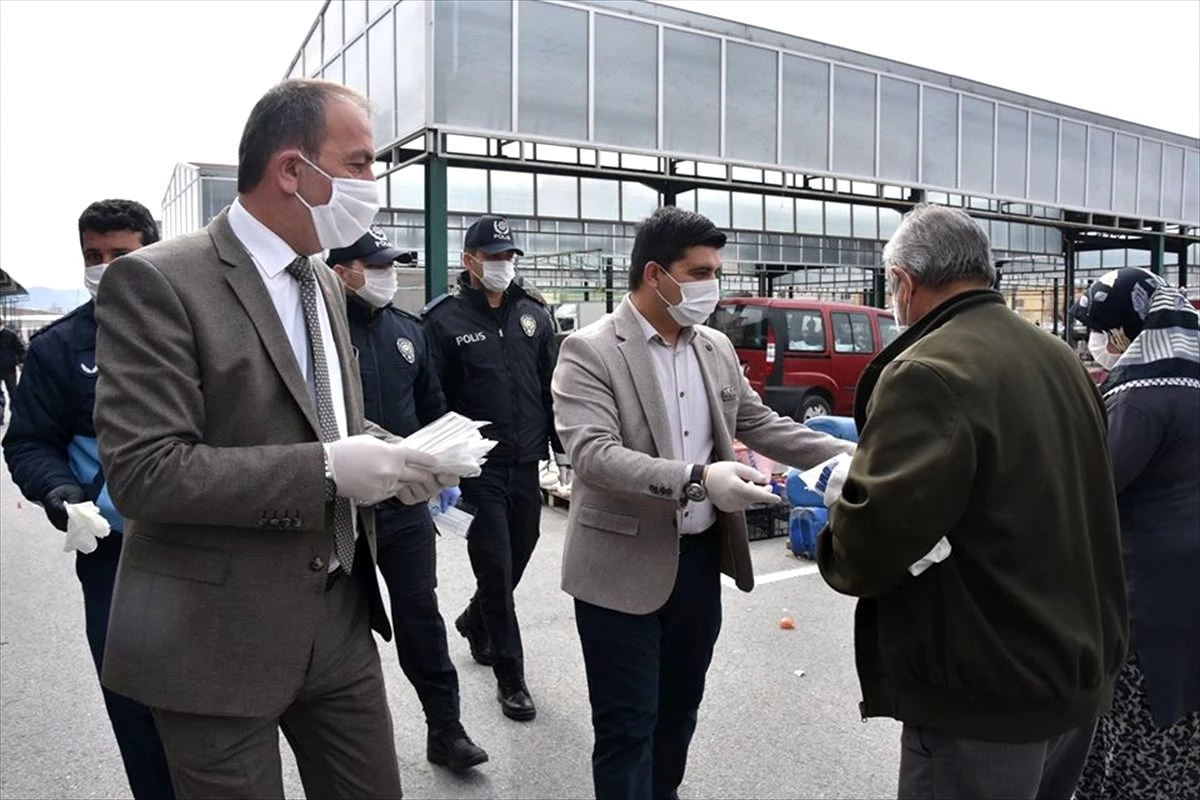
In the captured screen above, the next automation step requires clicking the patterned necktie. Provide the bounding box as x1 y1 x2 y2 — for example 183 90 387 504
285 256 355 574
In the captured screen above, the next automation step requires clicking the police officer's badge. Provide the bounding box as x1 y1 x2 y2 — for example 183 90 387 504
396 337 416 364
520 314 537 337
493 218 511 239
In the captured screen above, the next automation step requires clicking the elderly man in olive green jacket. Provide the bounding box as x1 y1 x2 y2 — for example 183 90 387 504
817 204 1128 800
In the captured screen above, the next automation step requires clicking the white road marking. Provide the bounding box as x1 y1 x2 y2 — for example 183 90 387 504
721 563 820 588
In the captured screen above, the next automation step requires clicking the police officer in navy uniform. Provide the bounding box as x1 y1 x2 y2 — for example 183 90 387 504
326 228 489 772
2 199 175 800
422 215 567 722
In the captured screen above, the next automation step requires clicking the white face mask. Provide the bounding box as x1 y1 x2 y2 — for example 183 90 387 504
1088 331 1121 370
84 263 108 299
470 256 515 293
656 267 721 327
294 154 381 250
354 267 397 309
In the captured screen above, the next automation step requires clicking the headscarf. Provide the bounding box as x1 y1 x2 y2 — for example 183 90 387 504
1071 268 1200 399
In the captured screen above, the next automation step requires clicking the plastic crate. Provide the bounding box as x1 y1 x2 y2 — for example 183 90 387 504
745 504 790 541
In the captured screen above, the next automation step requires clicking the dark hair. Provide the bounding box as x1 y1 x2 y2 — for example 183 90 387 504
237 79 370 193
628 206 727 290
78 199 160 247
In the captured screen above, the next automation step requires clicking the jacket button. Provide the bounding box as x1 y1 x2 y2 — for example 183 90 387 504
310 557 325 571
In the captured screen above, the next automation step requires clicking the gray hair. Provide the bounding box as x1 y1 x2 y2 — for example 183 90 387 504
883 204 996 289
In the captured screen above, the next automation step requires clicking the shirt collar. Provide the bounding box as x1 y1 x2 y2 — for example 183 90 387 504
227 198 303 278
628 299 697 347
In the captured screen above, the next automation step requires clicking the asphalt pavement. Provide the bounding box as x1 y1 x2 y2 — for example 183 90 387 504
0 455 900 800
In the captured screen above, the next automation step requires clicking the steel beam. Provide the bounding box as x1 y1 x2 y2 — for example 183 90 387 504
423 155 448 302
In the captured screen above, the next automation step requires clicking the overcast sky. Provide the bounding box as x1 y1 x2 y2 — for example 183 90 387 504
2 0 1197 292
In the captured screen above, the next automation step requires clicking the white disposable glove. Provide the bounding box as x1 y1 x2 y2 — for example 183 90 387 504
63 501 111 554
395 472 443 507
703 461 781 513
326 436 440 505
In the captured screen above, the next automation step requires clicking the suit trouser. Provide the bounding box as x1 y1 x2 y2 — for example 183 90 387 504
461 461 542 685
575 527 723 800
149 562 404 800
75 532 175 800
898 720 1097 800
375 504 460 727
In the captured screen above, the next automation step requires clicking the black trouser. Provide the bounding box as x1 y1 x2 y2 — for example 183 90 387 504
460 460 542 685
898 720 1097 800
76 533 176 800
575 527 723 800
374 504 460 727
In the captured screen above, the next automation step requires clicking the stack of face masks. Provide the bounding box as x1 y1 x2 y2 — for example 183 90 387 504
402 412 497 478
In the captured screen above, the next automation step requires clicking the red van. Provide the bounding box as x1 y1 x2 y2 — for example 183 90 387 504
708 297 899 420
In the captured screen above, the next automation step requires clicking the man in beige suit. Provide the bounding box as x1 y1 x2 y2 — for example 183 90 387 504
552 207 855 800
93 80 452 799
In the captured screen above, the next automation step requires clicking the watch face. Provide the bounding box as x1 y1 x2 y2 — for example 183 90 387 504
685 483 707 502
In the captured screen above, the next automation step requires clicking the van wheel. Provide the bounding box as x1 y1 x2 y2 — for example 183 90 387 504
798 393 832 421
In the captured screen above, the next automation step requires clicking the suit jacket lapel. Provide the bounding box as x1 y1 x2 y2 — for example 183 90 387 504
613 299 675 460
692 329 735 460
211 212 322 438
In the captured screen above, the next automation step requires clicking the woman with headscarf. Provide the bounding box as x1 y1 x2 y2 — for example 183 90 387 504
1070 267 1200 800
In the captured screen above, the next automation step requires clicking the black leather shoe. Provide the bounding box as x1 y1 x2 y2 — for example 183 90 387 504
455 610 492 666
427 723 489 772
497 681 536 721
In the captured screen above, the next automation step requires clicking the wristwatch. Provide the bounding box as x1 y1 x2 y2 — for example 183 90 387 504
683 463 707 503
322 445 338 501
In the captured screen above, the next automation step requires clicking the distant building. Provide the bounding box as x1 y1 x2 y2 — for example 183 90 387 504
275 0 1197 344
161 162 238 240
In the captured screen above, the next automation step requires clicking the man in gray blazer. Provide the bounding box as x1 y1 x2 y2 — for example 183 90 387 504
93 80 453 799
552 206 855 799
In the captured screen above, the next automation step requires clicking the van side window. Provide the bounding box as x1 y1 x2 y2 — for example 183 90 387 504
710 304 766 348
786 310 826 352
832 312 875 354
878 316 900 347
849 314 875 353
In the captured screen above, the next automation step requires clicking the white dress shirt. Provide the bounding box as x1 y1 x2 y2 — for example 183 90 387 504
629 303 716 534
226 199 357 560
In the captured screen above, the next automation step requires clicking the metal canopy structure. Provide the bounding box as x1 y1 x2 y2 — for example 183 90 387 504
286 0 1199 336
0 267 29 323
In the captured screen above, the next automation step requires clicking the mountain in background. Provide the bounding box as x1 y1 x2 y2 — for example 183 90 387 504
19 286 89 313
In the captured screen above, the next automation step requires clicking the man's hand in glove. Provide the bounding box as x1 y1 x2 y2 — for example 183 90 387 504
395 472 443 507
326 436 440 505
43 484 86 532
703 462 781 513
